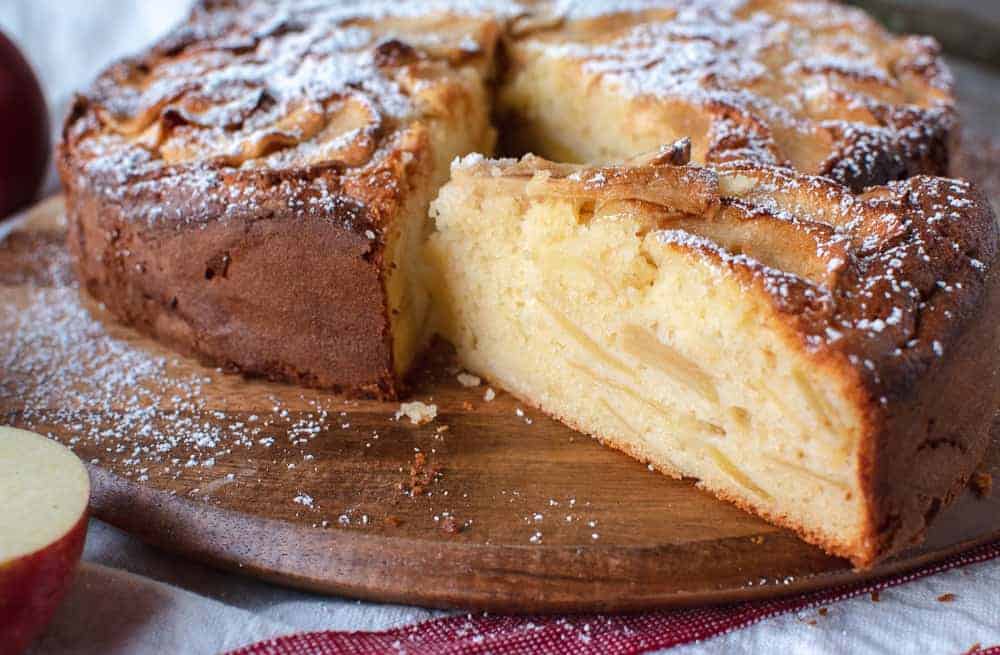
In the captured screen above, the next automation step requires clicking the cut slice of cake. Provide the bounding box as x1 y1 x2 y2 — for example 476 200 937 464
426 144 1000 566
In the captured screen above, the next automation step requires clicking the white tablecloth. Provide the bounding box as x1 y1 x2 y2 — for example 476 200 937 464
3 3 999 653
23 519 1000 655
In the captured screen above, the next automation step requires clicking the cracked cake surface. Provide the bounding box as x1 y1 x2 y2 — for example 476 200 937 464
502 0 955 190
59 0 502 396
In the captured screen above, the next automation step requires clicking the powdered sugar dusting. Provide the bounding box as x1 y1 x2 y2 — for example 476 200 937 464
0 251 339 495
470 151 996 395
516 0 954 184
67 0 526 203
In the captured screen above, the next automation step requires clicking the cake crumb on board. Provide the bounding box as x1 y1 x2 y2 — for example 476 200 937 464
399 452 443 496
395 401 438 425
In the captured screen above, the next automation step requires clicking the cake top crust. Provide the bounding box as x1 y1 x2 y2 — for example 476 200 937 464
508 0 955 189
59 0 503 232
450 147 998 402
61 0 956 221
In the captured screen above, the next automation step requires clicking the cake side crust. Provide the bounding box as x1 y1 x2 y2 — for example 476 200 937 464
57 138 405 397
861 219 1000 563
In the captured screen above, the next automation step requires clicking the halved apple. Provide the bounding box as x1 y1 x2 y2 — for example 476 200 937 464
0 427 89 655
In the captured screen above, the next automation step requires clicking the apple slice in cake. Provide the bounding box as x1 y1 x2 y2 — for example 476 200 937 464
426 142 1000 567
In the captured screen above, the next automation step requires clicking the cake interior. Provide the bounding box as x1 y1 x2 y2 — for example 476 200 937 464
382 67 496 378
499 45 720 165
386 26 874 558
425 162 869 560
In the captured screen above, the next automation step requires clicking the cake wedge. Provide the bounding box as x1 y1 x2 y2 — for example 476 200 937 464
426 144 1000 567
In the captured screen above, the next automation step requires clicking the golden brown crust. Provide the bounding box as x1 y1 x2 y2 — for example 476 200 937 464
58 144 406 397
860 251 1000 566
59 0 958 395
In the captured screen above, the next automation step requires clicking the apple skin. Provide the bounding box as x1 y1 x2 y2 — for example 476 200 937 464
0 512 87 655
0 31 50 221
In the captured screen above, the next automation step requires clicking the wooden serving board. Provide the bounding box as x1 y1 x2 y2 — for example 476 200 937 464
1 195 998 613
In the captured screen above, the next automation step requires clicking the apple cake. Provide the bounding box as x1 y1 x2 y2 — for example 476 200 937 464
427 145 999 567
57 0 998 565
60 0 956 397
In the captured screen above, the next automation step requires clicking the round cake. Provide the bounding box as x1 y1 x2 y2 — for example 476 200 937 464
59 0 957 397
57 0 998 567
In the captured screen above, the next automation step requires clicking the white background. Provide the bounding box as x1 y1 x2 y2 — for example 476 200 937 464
0 1 190 191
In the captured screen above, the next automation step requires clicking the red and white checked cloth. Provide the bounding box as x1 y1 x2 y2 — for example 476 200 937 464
225 541 1000 655
26 520 1000 655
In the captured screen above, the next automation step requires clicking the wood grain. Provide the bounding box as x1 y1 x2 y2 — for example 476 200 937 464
1 198 998 613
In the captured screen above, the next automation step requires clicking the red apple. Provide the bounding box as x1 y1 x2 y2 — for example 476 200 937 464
0 427 89 655
0 32 50 221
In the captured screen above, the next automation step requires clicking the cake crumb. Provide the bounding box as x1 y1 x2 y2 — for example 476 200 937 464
870 591 880 602
395 401 437 425
937 593 956 603
484 388 496 401
400 452 442 496
440 515 462 534
457 372 481 387
971 471 992 498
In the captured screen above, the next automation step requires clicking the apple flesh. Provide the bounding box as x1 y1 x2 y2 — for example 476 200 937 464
0 32 50 221
0 427 89 655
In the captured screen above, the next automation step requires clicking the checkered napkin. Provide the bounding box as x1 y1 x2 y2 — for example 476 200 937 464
225 542 1000 655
